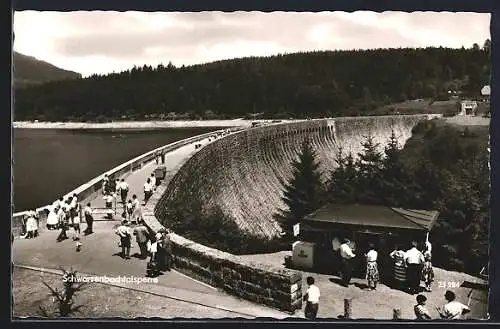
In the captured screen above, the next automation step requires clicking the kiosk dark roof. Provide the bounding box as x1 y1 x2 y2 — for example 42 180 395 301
303 204 439 232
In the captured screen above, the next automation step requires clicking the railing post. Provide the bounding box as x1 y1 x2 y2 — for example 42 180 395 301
344 298 352 319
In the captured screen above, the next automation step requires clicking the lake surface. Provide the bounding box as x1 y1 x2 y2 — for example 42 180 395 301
13 127 223 212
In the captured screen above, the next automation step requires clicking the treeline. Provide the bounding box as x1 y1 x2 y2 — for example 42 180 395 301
15 42 490 121
279 119 489 275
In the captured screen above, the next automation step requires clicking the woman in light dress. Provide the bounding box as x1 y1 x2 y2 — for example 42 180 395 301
25 211 38 239
46 206 59 230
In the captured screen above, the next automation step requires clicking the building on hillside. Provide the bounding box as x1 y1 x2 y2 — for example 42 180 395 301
296 204 439 281
458 100 478 116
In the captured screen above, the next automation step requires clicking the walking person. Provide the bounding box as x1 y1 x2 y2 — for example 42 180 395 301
126 200 134 222
104 192 114 219
46 206 59 230
83 202 94 235
144 178 153 203
57 207 69 242
303 276 320 320
339 238 356 286
72 205 81 241
161 229 173 271
390 244 407 290
146 235 159 276
115 219 132 259
150 173 157 190
365 243 379 290
155 232 166 270
119 179 129 205
25 211 38 239
102 174 109 195
131 194 142 222
161 150 166 164
436 290 471 320
405 241 425 294
133 220 150 259
414 294 432 320
421 251 434 292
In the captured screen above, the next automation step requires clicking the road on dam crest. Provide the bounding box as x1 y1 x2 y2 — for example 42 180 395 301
13 135 293 318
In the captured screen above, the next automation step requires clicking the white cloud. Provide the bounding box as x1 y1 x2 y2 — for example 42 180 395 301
13 11 491 77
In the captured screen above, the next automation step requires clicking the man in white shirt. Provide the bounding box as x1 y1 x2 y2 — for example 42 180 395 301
339 238 356 286
405 241 425 294
303 276 320 320
144 178 153 203
437 290 471 320
119 179 129 204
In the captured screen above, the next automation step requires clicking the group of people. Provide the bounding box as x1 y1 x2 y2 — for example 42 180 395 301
155 149 166 165
143 173 157 204
114 219 173 275
414 290 471 320
21 210 39 239
302 275 470 320
390 241 434 294
338 238 434 294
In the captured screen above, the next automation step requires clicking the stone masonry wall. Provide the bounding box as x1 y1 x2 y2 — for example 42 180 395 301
161 115 439 240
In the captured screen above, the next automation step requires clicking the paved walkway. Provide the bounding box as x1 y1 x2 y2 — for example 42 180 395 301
13 136 294 319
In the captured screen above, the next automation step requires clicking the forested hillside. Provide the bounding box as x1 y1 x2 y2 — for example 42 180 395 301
13 52 82 89
14 41 490 121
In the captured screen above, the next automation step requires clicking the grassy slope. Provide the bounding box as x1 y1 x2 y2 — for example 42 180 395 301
12 267 238 318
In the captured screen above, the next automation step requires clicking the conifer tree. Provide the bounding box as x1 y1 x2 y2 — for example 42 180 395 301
356 134 384 204
380 130 412 206
275 138 324 238
328 147 359 204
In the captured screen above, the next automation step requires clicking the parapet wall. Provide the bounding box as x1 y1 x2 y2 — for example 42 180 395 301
161 115 440 240
11 128 239 237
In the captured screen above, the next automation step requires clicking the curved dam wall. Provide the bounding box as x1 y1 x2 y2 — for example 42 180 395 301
161 114 440 240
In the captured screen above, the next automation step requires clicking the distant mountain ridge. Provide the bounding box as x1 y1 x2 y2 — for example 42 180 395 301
13 52 81 88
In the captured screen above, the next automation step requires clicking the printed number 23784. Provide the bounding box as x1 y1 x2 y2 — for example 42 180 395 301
438 281 461 289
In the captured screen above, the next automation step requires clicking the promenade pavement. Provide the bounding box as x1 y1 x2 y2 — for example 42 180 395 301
13 136 296 319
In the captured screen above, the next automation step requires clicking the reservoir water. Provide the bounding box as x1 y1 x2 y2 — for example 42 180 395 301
13 127 223 212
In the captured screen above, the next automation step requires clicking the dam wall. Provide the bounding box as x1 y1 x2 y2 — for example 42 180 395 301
161 114 440 240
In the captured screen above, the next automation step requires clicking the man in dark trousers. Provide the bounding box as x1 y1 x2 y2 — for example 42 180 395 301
133 220 150 259
405 241 425 294
303 276 320 320
83 202 94 235
161 150 166 164
339 238 356 286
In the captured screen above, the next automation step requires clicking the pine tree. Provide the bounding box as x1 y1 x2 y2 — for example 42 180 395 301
356 134 384 204
275 138 324 238
328 147 359 204
380 130 412 206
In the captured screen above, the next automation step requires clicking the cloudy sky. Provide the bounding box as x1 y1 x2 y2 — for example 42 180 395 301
13 11 490 77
